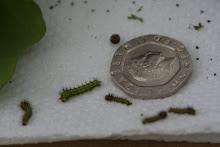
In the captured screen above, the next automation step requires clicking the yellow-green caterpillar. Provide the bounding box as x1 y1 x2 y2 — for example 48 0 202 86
142 111 167 124
105 94 132 106
168 107 196 115
20 100 32 126
60 79 101 102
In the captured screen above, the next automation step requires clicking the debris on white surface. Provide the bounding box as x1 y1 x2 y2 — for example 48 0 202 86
0 0 220 145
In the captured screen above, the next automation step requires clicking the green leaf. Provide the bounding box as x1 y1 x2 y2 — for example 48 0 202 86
127 14 144 23
188 23 204 31
193 23 203 31
0 0 46 89
137 6 143 12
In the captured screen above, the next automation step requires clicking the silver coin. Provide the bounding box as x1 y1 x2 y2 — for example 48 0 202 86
110 34 192 99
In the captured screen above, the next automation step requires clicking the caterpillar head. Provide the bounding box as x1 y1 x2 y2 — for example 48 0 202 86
187 107 196 115
59 97 68 102
20 100 30 109
159 111 167 119
93 79 101 87
22 120 27 126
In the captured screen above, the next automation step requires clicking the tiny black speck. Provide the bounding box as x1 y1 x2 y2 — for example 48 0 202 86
176 3 179 7
169 18 171 20
132 1 136 4
196 58 199 60
196 46 199 49
207 20 211 23
141 113 143 116
84 1 87 3
58 0 61 4
210 58 213 61
106 10 110 12
49 5 54 10
214 73 217 76
71 2 74 6
200 10 204 14
91 9 95 12
9 81 12 83
69 18 72 21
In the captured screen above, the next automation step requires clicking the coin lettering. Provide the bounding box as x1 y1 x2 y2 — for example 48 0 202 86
180 54 189 59
136 39 141 44
115 52 123 56
141 37 146 42
135 87 140 94
179 73 187 79
123 43 132 50
154 36 161 42
111 70 120 76
171 81 179 87
177 47 184 52
125 83 134 90
164 39 171 45
182 62 192 68
118 76 127 83
136 37 146 44
112 61 121 66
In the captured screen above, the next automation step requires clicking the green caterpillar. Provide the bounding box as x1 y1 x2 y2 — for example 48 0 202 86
20 100 32 126
142 111 167 124
105 94 132 106
168 107 196 115
59 79 101 102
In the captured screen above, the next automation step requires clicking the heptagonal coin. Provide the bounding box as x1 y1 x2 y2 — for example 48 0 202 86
110 34 192 99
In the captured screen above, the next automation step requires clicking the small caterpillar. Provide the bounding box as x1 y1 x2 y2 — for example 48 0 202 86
142 111 167 124
105 94 132 106
168 107 196 115
59 79 101 102
20 100 32 126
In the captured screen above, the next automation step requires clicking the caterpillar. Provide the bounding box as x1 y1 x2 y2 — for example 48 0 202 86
59 79 101 102
105 94 132 106
142 111 167 124
168 107 196 115
20 100 32 126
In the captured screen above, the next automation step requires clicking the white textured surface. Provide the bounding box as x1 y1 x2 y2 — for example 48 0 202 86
0 0 220 145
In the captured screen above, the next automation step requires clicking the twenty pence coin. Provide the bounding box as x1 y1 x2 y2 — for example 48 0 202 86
110 34 192 99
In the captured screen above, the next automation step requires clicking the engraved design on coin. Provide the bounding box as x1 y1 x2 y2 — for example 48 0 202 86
110 34 192 100
125 52 177 82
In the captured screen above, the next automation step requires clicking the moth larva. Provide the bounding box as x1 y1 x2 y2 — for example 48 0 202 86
142 111 167 124
59 79 101 102
168 107 196 115
105 94 132 106
20 100 32 126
